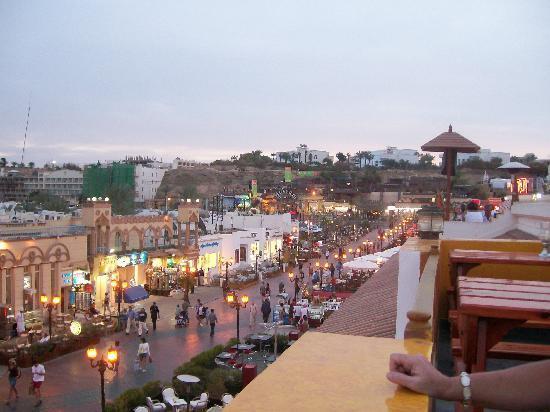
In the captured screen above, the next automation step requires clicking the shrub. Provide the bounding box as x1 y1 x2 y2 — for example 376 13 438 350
188 344 224 369
223 338 240 351
221 369 243 395
110 388 144 412
142 380 162 399
276 334 289 354
206 369 228 400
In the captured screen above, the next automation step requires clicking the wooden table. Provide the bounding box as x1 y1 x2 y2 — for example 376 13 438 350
457 276 550 374
449 249 550 288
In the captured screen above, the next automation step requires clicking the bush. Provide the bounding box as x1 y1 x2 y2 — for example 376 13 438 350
206 368 228 400
142 380 162 399
110 387 144 412
187 344 224 369
276 334 289 354
222 369 243 395
223 338 240 351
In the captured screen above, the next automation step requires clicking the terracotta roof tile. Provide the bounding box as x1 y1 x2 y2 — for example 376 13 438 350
317 254 399 338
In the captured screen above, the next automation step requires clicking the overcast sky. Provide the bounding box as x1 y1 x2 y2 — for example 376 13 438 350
1 1 549 165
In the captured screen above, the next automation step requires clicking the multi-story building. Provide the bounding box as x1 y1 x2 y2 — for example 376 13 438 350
357 147 420 168
0 169 26 202
82 162 135 199
456 148 510 165
134 162 169 205
172 158 199 169
275 144 331 164
24 169 83 202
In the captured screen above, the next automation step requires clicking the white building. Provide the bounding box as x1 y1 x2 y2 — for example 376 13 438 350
24 169 83 201
356 147 420 168
134 163 169 204
172 158 199 169
456 149 510 165
275 144 330 164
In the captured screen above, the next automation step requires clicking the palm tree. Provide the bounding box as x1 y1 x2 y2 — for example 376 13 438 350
28 161 35 168
0 157 6 167
365 151 374 166
10 161 17 167
336 152 346 163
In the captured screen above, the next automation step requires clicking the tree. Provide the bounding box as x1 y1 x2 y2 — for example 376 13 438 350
28 161 35 168
26 191 68 212
418 154 435 168
0 158 6 167
105 183 135 215
360 168 381 191
10 161 17 167
62 163 82 171
365 151 374 166
336 152 346 163
280 153 292 164
488 157 503 169
322 157 333 167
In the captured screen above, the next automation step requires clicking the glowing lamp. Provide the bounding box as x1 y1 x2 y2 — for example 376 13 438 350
105 197 109 202
334 254 338 259
356 248 360 253
107 347 118 363
362 241 366 245
87 347 98 360
324 262 329 268
348 248 352 253
315 261 320 267
40 295 48 304
52 296 61 305
241 295 249 304
111 280 118 288
122 281 128 289
288 272 294 280
226 294 235 304
342 254 347 259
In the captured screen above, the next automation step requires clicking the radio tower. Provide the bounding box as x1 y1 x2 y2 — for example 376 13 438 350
21 96 31 165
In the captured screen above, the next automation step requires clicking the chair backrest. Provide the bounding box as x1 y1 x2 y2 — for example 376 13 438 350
222 393 234 405
162 388 175 401
146 397 153 407
200 392 208 402
134 407 149 412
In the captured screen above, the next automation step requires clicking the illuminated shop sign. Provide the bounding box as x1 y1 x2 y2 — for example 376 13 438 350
117 251 149 267
200 242 220 249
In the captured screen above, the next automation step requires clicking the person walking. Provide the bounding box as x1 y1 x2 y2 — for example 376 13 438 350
265 282 271 297
113 340 121 373
195 299 203 326
208 309 218 337
15 309 25 336
126 306 136 335
149 302 160 331
137 308 149 336
261 298 271 323
325 249 330 261
31 358 45 407
6 358 21 406
249 301 258 328
329 263 335 278
103 292 111 316
137 337 151 372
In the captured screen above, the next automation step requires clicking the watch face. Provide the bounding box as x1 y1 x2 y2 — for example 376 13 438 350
461 374 471 387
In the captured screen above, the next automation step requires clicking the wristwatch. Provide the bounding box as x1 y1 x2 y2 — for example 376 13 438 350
460 371 472 407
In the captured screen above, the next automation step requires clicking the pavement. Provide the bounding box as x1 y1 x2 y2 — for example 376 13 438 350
0 225 391 411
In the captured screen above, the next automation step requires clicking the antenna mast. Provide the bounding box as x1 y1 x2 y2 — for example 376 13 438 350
21 96 31 165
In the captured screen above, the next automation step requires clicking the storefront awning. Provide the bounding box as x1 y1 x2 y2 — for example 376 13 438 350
123 286 149 303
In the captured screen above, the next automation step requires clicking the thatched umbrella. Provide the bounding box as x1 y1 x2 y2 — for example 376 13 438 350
421 125 480 220
498 161 530 202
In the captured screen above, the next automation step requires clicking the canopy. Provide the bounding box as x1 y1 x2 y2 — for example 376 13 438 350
123 286 149 303
375 247 401 259
498 162 530 171
358 254 387 263
343 259 379 270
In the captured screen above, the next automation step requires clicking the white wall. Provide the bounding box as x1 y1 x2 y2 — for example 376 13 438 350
134 164 167 202
395 250 421 339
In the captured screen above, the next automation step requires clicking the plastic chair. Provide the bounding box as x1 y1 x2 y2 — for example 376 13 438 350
146 396 166 411
134 407 149 412
221 393 234 407
162 388 187 411
190 392 208 411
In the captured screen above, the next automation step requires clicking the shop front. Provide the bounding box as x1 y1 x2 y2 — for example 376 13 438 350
198 237 223 283
145 252 195 293
61 269 92 312
92 254 118 306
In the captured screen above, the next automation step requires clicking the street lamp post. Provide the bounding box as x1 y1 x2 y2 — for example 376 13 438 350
226 291 249 341
40 295 60 338
110 279 128 317
86 346 118 412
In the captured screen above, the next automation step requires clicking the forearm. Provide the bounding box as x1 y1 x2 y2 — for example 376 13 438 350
437 361 550 410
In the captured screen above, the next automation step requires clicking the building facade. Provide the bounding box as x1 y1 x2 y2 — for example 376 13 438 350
0 169 27 202
456 148 510 165
0 224 88 313
24 169 83 202
134 163 169 204
275 145 330 164
362 147 420 167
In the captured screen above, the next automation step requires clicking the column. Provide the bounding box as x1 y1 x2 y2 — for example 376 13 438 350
41 263 52 298
12 266 24 312
185 223 191 249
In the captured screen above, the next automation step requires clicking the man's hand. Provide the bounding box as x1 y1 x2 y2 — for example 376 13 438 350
386 353 450 398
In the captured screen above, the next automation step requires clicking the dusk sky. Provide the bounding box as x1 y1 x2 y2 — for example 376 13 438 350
1 1 549 165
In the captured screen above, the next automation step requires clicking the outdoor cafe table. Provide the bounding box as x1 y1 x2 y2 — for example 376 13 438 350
249 334 271 355
457 276 550 375
449 249 550 288
176 374 200 412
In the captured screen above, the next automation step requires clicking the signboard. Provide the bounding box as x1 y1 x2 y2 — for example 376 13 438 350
117 251 148 267
117 256 131 267
250 179 258 198
200 241 220 253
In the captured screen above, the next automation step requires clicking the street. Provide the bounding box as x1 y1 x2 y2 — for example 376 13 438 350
0 229 388 411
